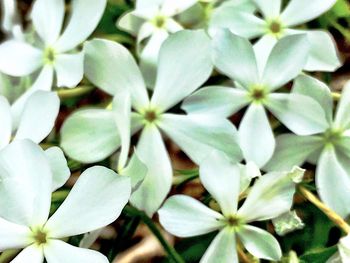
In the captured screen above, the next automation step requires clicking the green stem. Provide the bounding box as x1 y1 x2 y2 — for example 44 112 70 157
327 17 350 42
57 85 94 100
123 206 185 263
0 250 20 263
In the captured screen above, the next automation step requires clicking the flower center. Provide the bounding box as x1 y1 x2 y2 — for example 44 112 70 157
142 109 160 124
225 215 244 231
267 19 284 37
248 85 268 104
32 228 48 246
153 16 166 28
323 128 343 147
44 47 56 65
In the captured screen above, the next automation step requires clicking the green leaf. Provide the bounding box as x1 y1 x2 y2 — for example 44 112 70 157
300 246 337 263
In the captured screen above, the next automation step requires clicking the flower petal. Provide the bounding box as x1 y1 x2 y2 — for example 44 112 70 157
30 0 64 44
262 34 309 91
11 245 44 263
238 168 302 222
60 109 120 163
117 11 145 35
84 39 149 111
267 93 329 135
0 96 12 149
130 126 172 216
254 0 281 18
238 104 275 168
44 239 108 263
1 0 20 33
264 134 323 171
158 195 224 237
11 66 54 130
54 0 107 52
14 91 59 143
209 8 265 39
161 0 197 16
303 30 341 72
292 74 333 124
159 113 242 164
281 0 337 27
0 40 42 76
45 147 70 192
0 140 52 226
212 29 259 89
122 152 147 191
316 148 350 218
253 34 277 75
335 82 350 129
151 30 213 112
0 217 31 251
237 225 282 260
54 52 84 88
199 150 241 216
182 86 249 117
46 166 131 238
201 228 238 263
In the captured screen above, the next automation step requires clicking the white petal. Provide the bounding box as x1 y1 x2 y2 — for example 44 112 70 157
31 0 64 44
136 0 162 9
262 34 309 91
0 40 42 76
239 162 261 193
11 245 44 263
254 0 281 18
0 96 12 149
238 104 275 168
237 170 298 222
54 52 84 88
122 152 147 191
253 34 277 75
112 90 131 170
182 86 249 117
0 140 52 226
14 91 59 143
130 126 172 216
316 149 350 218
264 134 323 171
159 114 242 164
237 225 282 260
199 150 241 216
0 217 31 251
46 166 130 238
140 29 169 88
209 8 265 39
83 39 149 111
200 228 238 263
45 147 70 192
339 234 350 261
158 195 224 237
151 30 213 112
1 0 20 33
335 82 350 129
54 0 107 52
267 93 329 135
281 0 337 27
161 0 197 16
212 29 259 89
11 66 54 130
44 240 108 263
60 109 121 163
292 74 333 124
303 30 341 72
117 11 145 35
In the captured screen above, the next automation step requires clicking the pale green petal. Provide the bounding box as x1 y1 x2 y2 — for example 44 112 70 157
151 30 213 112
11 245 44 263
264 134 323 172
212 29 259 89
237 225 282 260
200 228 238 263
339 234 350 261
0 96 11 149
267 93 329 135
122 152 147 192
54 52 84 88
0 217 31 251
199 150 241 216
335 82 350 129
45 147 70 192
253 34 277 75
117 11 145 35
161 0 197 16
238 104 275 168
158 195 224 237
254 0 281 18
182 86 249 117
262 34 309 91
159 113 242 164
239 162 261 193
60 109 120 163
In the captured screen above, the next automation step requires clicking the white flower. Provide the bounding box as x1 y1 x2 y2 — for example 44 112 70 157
327 234 350 263
117 0 198 84
61 30 242 215
0 139 131 263
0 90 59 150
158 150 303 263
0 0 22 38
210 0 341 72
265 76 350 218
183 30 329 168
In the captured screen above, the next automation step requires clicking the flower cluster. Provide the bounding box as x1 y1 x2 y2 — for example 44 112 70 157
0 0 349 262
